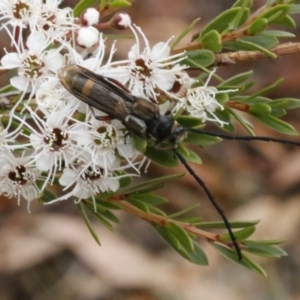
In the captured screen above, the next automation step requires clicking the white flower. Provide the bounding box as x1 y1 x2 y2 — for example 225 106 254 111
46 163 122 210
0 0 40 30
0 150 41 211
70 117 138 173
35 77 80 114
174 69 236 125
22 108 82 190
106 25 186 100
36 0 77 39
0 28 64 109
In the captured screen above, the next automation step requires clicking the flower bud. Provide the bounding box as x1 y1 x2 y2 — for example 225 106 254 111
76 26 100 48
110 12 131 30
80 8 100 26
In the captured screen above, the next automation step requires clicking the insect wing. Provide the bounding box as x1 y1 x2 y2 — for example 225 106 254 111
58 65 134 120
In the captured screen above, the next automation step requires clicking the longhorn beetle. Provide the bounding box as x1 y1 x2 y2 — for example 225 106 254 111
58 64 300 260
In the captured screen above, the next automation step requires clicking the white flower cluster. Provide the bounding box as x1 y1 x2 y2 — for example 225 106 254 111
0 1 230 210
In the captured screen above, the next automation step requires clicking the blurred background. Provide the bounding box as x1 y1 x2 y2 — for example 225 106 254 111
1 0 300 299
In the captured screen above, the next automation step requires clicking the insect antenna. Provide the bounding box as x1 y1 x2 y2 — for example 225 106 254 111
173 148 242 260
188 128 300 146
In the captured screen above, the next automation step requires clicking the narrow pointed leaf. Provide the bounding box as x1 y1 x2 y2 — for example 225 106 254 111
144 146 178 167
130 193 168 205
127 198 150 212
183 50 215 68
123 173 184 194
253 114 298 135
86 205 114 231
213 244 266 276
244 243 287 257
78 202 101 244
218 71 253 87
198 220 260 229
221 226 256 241
73 0 98 17
167 222 194 252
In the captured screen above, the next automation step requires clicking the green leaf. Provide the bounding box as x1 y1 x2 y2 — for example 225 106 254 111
133 136 147 153
258 30 295 38
185 131 222 146
201 8 248 36
129 193 168 205
123 173 184 194
96 199 122 210
168 203 200 219
249 78 284 98
198 220 260 229
148 205 167 216
233 0 253 8
241 36 279 48
40 188 57 203
154 224 181 250
249 103 272 115
86 205 114 231
171 18 201 49
270 108 287 118
73 0 99 17
213 244 266 275
269 98 300 109
154 225 208 265
78 202 101 244
218 71 253 87
275 14 296 27
242 96 271 104
248 18 268 34
127 198 150 212
177 145 202 164
201 30 222 52
221 226 256 241
114 170 132 188
177 217 202 224
223 38 278 56
229 109 255 136
109 0 131 8
100 210 120 224
187 241 209 265
252 114 298 135
244 242 287 257
144 146 179 167
0 84 17 94
167 222 194 252
244 239 285 245
176 115 204 127
213 109 235 133
183 50 215 68
259 5 290 24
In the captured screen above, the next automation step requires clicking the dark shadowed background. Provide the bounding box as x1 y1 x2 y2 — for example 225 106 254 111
1 1 300 299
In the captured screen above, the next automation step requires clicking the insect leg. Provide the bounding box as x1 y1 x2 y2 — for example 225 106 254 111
173 148 242 260
188 128 300 147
